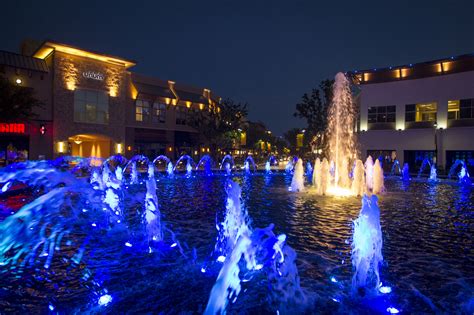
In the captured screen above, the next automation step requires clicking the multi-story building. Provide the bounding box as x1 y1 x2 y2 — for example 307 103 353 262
350 53 474 173
0 40 220 165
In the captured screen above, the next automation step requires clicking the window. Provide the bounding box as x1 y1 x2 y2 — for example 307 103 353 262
135 99 150 122
448 100 460 120
368 105 396 123
74 89 108 124
460 98 474 119
405 103 437 122
152 102 166 123
176 105 188 125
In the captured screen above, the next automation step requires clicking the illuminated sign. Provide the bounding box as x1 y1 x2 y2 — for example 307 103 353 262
0 123 25 134
83 71 104 81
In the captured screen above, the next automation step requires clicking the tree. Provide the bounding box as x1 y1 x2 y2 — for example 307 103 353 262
293 79 334 155
283 128 301 154
189 97 248 154
0 75 43 121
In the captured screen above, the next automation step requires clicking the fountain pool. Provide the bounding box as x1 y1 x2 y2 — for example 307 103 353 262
0 171 472 314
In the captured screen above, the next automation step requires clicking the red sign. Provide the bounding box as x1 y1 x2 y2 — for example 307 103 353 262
0 123 26 134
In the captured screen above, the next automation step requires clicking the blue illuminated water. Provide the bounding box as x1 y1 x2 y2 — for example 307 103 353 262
0 169 473 313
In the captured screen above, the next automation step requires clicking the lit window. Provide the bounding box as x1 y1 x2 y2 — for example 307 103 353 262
74 89 109 124
135 99 150 122
405 103 437 122
448 100 460 120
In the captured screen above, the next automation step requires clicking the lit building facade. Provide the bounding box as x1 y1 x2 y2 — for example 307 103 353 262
0 40 220 165
350 54 474 172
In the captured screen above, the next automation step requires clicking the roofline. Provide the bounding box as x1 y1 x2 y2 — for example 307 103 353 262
347 52 474 75
0 50 49 73
32 40 136 69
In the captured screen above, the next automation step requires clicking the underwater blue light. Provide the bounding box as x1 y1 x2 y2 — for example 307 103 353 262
387 307 399 314
216 255 226 262
125 242 132 247
330 276 337 283
332 297 340 303
48 304 55 311
201 267 206 273
91 223 97 227
98 294 112 306
170 243 177 248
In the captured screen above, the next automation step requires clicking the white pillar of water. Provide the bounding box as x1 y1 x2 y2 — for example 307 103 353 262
373 159 384 195
290 158 305 192
318 158 329 195
312 158 321 186
351 160 366 196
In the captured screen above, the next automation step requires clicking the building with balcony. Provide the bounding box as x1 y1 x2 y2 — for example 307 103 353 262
350 53 474 173
0 40 220 165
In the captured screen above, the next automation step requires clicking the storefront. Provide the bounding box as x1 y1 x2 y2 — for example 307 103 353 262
0 123 29 166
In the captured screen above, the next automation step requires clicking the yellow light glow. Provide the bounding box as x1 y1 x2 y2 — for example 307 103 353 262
326 186 355 197
34 42 135 68
171 99 177 106
363 73 370 82
130 83 138 99
66 81 76 90
116 143 123 154
57 141 66 153
199 103 204 110
165 98 171 105
168 147 173 152
207 148 210 152
109 87 118 97
186 101 192 108
127 145 132 151
201 148 205 152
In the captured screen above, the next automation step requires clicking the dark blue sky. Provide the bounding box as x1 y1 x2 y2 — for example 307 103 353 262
1 0 473 135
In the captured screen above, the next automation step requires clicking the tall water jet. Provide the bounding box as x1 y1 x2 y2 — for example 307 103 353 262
243 160 250 173
352 194 383 291
186 161 193 177
365 156 374 191
290 158 305 192
326 72 358 190
352 160 366 196
458 164 471 185
373 159 384 195
402 163 410 181
131 161 139 184
306 161 313 178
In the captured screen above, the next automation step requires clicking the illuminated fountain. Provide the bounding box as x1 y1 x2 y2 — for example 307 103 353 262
196 154 213 176
265 161 271 173
352 159 366 196
174 155 194 176
290 158 305 192
389 160 401 176
352 194 383 291
244 156 257 174
365 156 374 192
429 164 438 182
402 163 410 181
220 155 234 176
372 159 385 195
417 158 432 178
205 180 305 314
144 163 162 246
326 72 358 195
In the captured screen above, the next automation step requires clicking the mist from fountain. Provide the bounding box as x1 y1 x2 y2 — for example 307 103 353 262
352 194 383 291
312 158 321 186
290 158 305 192
265 161 271 173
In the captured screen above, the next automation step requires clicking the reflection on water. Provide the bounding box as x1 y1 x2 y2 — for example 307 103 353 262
0 173 473 313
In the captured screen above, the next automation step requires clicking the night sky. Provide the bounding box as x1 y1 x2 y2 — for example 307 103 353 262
2 0 473 135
